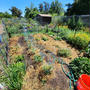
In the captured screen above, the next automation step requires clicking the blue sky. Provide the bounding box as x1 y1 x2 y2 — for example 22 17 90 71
0 0 74 16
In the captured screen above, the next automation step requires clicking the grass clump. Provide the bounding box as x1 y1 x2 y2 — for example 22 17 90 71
69 57 90 80
57 48 71 57
42 64 52 75
42 36 48 41
1 62 25 90
34 55 42 63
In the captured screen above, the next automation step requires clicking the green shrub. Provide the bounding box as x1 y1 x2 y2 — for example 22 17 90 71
1 62 25 90
57 48 71 57
42 36 48 41
67 16 83 30
84 43 90 58
69 57 90 80
67 32 90 49
42 64 52 75
15 55 24 62
34 55 42 63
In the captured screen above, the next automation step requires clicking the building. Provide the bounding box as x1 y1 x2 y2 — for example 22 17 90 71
36 14 52 25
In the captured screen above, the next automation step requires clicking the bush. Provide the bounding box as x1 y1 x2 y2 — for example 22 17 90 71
69 57 90 80
68 32 90 49
67 16 83 30
2 62 25 90
34 55 42 63
42 64 52 75
84 43 90 58
15 55 24 62
42 36 48 41
57 48 71 57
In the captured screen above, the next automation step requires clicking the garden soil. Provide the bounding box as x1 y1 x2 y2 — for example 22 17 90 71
21 33 82 90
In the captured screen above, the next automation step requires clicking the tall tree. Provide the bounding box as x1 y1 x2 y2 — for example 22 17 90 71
39 3 43 12
25 7 39 19
9 7 22 17
49 0 64 15
66 0 90 15
43 2 49 13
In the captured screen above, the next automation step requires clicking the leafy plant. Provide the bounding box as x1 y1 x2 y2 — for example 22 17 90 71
34 55 42 63
69 57 90 80
84 43 90 58
54 36 62 40
15 55 24 62
1 62 25 90
67 16 83 30
42 64 52 75
68 32 90 49
57 48 71 57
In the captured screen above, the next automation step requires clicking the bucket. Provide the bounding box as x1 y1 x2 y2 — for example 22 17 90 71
76 74 90 90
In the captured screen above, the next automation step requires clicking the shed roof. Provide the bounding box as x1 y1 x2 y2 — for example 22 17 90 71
38 14 52 17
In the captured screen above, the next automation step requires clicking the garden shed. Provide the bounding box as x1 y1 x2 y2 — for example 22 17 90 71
36 14 52 25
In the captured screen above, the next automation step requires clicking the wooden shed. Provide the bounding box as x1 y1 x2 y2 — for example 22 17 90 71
36 14 52 25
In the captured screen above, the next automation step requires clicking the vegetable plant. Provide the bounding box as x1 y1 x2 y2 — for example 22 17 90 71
69 57 90 80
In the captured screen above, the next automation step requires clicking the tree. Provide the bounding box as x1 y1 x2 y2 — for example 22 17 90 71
0 12 12 18
43 2 49 13
25 7 39 19
49 0 64 15
39 3 43 12
9 7 22 17
66 0 90 15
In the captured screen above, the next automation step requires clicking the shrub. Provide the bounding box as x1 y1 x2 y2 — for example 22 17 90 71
67 16 83 30
42 64 52 75
57 48 71 57
15 55 24 62
34 55 42 63
84 43 90 58
1 62 25 90
67 32 90 49
42 36 48 41
69 57 90 80
67 16 76 30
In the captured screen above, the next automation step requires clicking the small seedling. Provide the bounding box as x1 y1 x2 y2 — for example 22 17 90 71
42 64 52 75
34 55 42 63
42 37 48 41
35 38 40 41
15 55 24 62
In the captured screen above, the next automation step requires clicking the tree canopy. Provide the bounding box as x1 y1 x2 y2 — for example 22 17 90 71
10 7 22 17
66 0 90 15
